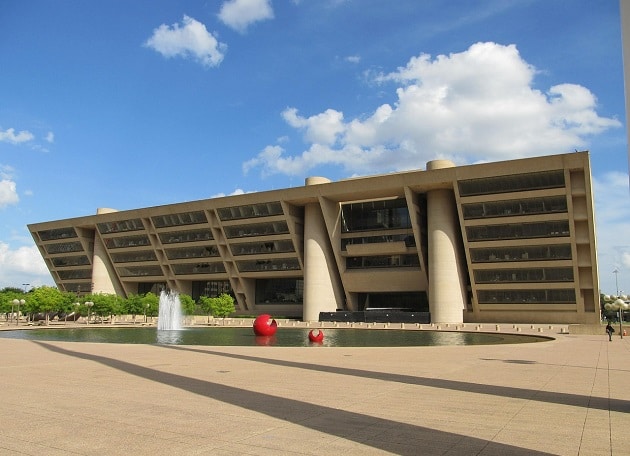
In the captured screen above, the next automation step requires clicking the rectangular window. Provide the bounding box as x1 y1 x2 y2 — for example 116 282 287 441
341 198 411 232
458 170 565 196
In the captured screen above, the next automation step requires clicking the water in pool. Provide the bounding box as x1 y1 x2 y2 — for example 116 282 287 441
0 327 550 347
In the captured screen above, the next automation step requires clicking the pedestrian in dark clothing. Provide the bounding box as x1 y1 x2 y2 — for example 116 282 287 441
606 323 615 341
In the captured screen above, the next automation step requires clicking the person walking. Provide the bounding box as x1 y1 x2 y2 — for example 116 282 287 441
606 322 615 341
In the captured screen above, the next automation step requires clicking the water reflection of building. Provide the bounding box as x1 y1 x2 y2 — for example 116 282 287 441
29 152 599 324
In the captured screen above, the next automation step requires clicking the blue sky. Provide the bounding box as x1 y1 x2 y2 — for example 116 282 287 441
1 0 628 295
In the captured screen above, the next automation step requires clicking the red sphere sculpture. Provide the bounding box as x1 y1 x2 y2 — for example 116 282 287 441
253 314 277 336
308 329 324 342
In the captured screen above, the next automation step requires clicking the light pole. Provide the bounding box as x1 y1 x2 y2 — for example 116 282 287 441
144 303 149 323
613 269 619 296
84 301 94 325
603 295 629 339
12 299 25 326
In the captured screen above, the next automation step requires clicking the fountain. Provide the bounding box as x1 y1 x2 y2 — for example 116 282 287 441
157 290 183 331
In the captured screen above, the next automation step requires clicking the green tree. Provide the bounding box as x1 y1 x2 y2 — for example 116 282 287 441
179 293 196 316
211 293 236 325
125 294 145 323
198 296 214 324
28 286 64 325
142 292 159 322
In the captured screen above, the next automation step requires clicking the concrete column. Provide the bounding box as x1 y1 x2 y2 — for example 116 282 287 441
303 177 339 321
91 208 118 295
426 160 465 323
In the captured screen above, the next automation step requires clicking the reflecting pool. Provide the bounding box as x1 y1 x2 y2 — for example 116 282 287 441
0 327 551 347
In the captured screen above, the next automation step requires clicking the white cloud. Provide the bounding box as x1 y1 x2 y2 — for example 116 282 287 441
0 166 19 209
345 55 361 64
0 179 19 208
45 131 54 143
144 15 227 67
210 188 251 198
245 42 621 177
0 128 34 145
0 241 53 288
593 172 630 294
218 0 274 33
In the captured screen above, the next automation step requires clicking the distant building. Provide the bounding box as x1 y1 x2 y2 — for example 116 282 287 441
28 151 599 324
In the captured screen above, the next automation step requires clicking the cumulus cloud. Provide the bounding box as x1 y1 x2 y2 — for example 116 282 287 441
144 15 227 67
0 128 34 145
218 0 274 33
593 171 630 294
45 131 54 143
0 241 53 287
244 42 621 177
0 166 19 209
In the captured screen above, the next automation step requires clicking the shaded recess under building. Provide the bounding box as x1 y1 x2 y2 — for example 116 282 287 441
28 151 599 324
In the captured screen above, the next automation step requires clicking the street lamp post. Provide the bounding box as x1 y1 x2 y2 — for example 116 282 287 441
603 295 629 339
144 303 149 323
12 299 25 326
84 301 94 325
613 269 620 296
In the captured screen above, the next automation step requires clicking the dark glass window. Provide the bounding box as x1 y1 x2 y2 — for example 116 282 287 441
341 198 411 232
466 221 570 241
231 240 295 256
98 219 144 234
346 255 420 269
46 241 83 254
237 258 300 272
462 196 568 219
458 170 565 196
470 244 572 263
224 221 289 238
474 267 574 283
104 235 150 249
38 227 77 241
172 262 226 275
255 278 303 304
191 280 233 300
217 202 283 220
52 255 90 267
165 246 219 260
358 291 428 312
341 233 415 249
111 251 158 263
117 266 164 277
57 269 92 280
152 211 207 228
477 289 576 304
159 229 213 244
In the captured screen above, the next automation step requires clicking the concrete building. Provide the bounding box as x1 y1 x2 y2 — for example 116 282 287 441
28 151 599 324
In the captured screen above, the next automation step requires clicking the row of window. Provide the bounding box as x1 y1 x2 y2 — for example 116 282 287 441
159 229 213 244
111 251 158 263
474 267 574 283
462 196 567 220
477 289 576 304
46 241 83 254
346 254 420 269
342 198 412 232
231 240 295 256
224 221 289 238
341 233 415 249
237 258 301 272
466 221 570 242
98 218 144 234
38 227 77 241
52 255 90 267
217 202 283 221
458 170 565 197
152 211 207 228
470 244 572 263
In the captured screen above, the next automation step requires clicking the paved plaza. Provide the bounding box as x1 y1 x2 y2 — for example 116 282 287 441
0 324 628 455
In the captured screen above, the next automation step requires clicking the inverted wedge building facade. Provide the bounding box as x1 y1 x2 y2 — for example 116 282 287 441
28 151 600 324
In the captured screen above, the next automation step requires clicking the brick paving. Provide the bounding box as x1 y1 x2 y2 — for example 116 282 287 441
0 322 628 455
